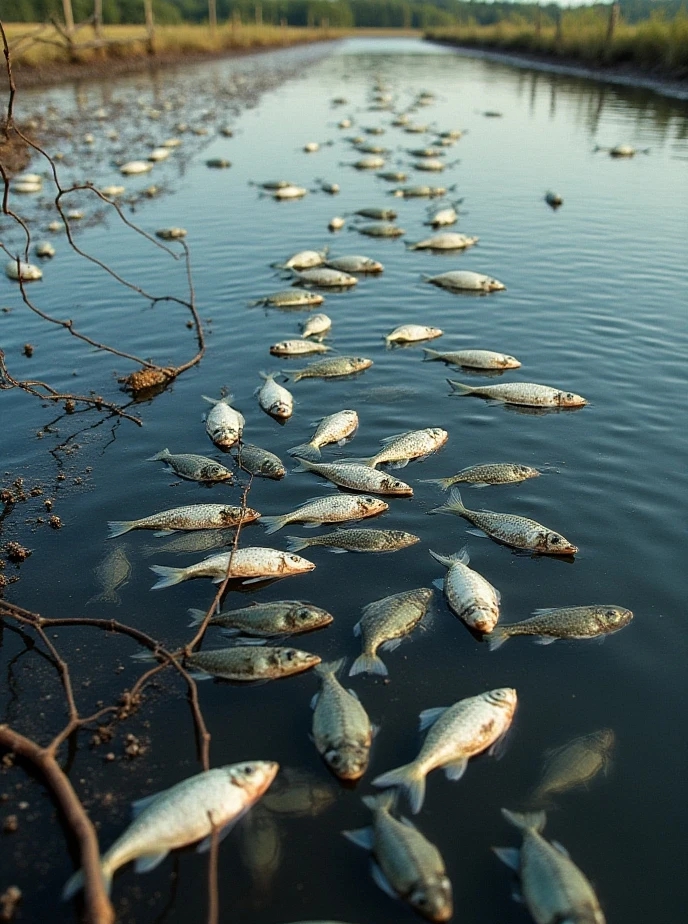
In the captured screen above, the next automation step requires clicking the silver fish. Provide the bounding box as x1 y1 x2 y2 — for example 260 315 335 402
300 313 332 338
235 443 285 479
350 588 433 676
147 448 233 483
292 458 413 496
288 409 358 460
377 171 408 182
447 380 587 407
344 792 452 922
285 356 372 382
261 494 388 535
386 325 443 344
149 547 315 589
108 504 260 538
423 347 520 369
545 191 563 208
350 156 386 169
420 462 540 489
412 158 448 172
249 291 324 309
351 428 448 468
325 255 384 274
275 249 328 270
429 547 501 634
287 528 419 554
391 186 447 198
257 372 293 419
272 185 307 199
188 646 321 681
425 270 505 292
142 529 232 558
269 340 331 356
311 658 374 780
427 207 458 227
487 605 633 650
407 147 444 158
494 810 606 924
261 767 336 817
63 762 278 899
294 267 358 288
357 223 405 238
354 208 397 220
529 730 616 806
188 600 333 637
373 688 518 813
87 545 131 605
203 394 245 449
429 489 578 555
407 233 478 251
257 180 294 190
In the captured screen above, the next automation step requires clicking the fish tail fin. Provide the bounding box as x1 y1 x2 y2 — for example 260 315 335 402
373 763 425 814
62 864 112 901
421 348 441 361
291 457 316 473
362 790 396 812
501 808 547 833
446 380 473 395
286 369 304 382
260 514 288 535
285 536 309 553
349 651 388 677
428 546 470 568
419 477 455 491
430 488 466 516
107 521 135 539
287 442 320 461
486 627 509 651
149 564 186 590
146 448 171 462
314 656 347 678
341 456 376 467
187 608 206 628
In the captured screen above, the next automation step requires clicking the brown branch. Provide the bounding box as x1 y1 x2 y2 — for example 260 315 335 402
207 815 220 924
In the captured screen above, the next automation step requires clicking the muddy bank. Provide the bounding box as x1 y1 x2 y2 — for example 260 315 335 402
427 38 688 101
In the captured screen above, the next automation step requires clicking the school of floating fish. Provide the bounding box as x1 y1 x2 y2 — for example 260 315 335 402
33 73 641 924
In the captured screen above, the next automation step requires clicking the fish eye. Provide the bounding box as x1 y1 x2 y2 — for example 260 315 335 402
289 555 301 562
285 649 296 661
549 534 561 545
297 608 312 619
566 392 574 399
605 609 619 618
242 765 254 775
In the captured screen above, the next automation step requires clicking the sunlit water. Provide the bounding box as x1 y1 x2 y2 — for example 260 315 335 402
1 37 687 924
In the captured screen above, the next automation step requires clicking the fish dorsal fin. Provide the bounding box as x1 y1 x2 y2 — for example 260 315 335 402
551 840 570 858
370 860 398 900
390 458 410 469
131 792 163 818
380 637 403 653
418 706 449 732
134 850 169 874
492 846 520 872
432 577 444 591
533 636 557 646
531 607 558 616
342 826 375 850
443 757 468 781
465 527 488 539
352 619 362 636
310 691 320 710
379 432 408 445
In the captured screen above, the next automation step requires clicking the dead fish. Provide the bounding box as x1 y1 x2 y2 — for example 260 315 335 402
429 489 578 555
372 688 517 813
391 186 447 199
270 340 331 356
300 313 332 339
257 372 293 419
349 428 448 469
377 171 408 182
120 160 152 175
424 270 505 292
142 530 232 558
529 730 616 806
286 529 420 554
261 494 387 535
235 443 285 479
294 268 358 288
325 255 384 274
203 394 245 449
429 547 500 634
357 223 405 238
407 148 444 158
256 180 293 190
386 325 443 344
311 658 374 780
344 791 452 922
239 805 281 895
420 462 540 490
329 216 345 231
149 547 315 589
320 181 340 194
292 458 413 496
87 545 131 605
487 606 633 650
108 504 259 539
354 143 389 155
147 448 233 483
423 348 520 369
35 242 56 258
407 233 478 251
274 249 328 271
284 357 372 382
350 588 433 676
206 158 231 168
545 191 563 208
62 762 279 900
188 646 321 682
355 208 397 220
348 156 386 170
447 380 587 407
188 600 333 637
412 159 449 172
272 185 307 200
261 767 336 817
427 207 458 227
288 409 358 460
249 291 325 309
5 260 42 281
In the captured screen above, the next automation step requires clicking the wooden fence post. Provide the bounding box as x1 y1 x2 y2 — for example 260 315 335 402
93 0 103 38
62 0 75 36
143 0 156 54
209 0 217 34
606 3 620 44
255 4 262 27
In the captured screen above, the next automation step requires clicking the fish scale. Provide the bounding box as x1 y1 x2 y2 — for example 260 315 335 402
107 504 259 539
147 449 233 483
487 605 633 649
292 458 413 495
421 462 539 489
260 494 387 534
350 588 434 676
429 548 501 633
288 409 358 460
312 659 373 781
286 528 419 554
188 646 320 681
351 428 447 468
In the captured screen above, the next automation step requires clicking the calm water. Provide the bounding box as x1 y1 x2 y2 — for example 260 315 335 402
1 37 687 924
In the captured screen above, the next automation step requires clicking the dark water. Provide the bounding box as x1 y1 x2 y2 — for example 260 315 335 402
1 37 687 924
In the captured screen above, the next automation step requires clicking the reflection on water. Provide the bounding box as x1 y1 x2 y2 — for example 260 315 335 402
1 36 687 924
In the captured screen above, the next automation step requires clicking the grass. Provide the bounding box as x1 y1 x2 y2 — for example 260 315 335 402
426 13 688 76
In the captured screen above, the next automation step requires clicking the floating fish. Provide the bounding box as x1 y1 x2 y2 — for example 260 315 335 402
235 443 285 479
428 489 578 555
120 160 152 175
149 547 315 589
261 494 387 535
425 270 505 292
284 356 372 382
349 428 448 469
391 186 447 198
274 249 328 271
487 605 633 650
300 313 332 339
377 171 408 182
62 762 278 899
257 372 294 419
447 380 587 407
286 528 419 554
203 394 245 449
373 688 517 812
427 207 458 227
407 233 478 251
356 223 405 238
429 547 500 633
343 792 452 922
420 462 540 490
108 504 259 538
249 291 325 309
294 268 358 288
35 241 56 258
292 458 413 496
272 185 307 200
386 325 443 344
5 260 42 281
87 545 131 605
312 658 374 780
288 409 358 460
351 588 433 676
412 158 449 172
188 600 333 637
325 255 384 274
423 348 520 369
354 208 397 220
188 646 320 682
545 190 563 208
270 340 331 356
146 449 233 483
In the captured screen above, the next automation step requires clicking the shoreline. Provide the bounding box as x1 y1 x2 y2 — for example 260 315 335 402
426 38 688 102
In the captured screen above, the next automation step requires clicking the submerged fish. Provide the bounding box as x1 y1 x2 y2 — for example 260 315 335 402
386 325 443 344
487 605 633 650
351 588 433 676
288 409 358 460
325 255 384 274
63 762 278 899
269 340 331 356
143 529 232 558
87 545 131 605
203 394 245 449
149 547 315 589
447 380 587 407
188 646 320 681
300 313 332 338
493 809 606 924
421 462 540 490
343 792 452 922
239 805 282 895
312 658 374 780
108 504 259 538
235 443 286 479
249 291 325 309
261 766 336 817
529 730 616 806
429 547 501 634
188 600 333 637
423 348 520 369
425 270 505 292
257 372 293 419
350 428 448 468
429 489 578 555
286 528 419 554
292 458 413 496
147 448 233 483
372 688 517 813
294 267 358 288
285 356 372 382
261 494 387 535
